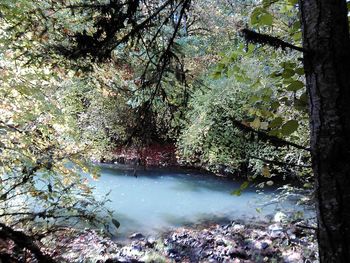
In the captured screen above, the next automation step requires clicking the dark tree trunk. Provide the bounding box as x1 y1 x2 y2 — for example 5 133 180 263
299 0 350 262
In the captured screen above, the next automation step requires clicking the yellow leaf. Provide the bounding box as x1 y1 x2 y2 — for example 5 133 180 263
250 118 261 129
262 166 271 177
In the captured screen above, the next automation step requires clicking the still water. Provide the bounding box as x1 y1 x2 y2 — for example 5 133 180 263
88 164 301 238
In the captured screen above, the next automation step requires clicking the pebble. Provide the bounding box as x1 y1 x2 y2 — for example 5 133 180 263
129 233 145 240
145 237 156 247
232 224 245 231
268 223 284 238
52 221 316 263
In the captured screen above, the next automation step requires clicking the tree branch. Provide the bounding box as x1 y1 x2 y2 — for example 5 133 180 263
115 0 175 47
230 118 310 151
249 155 311 168
240 28 307 53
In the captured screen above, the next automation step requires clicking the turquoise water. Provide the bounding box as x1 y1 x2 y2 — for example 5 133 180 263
88 165 299 238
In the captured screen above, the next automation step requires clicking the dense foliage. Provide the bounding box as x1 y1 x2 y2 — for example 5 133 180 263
176 0 311 186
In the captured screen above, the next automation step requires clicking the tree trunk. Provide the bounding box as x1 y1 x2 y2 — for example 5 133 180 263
299 0 350 262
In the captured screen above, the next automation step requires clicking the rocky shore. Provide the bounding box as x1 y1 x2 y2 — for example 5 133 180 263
49 219 318 263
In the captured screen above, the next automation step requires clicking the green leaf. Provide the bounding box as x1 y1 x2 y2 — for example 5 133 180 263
295 67 305 75
292 31 302 42
282 69 294 78
231 189 242 196
303 183 312 189
299 92 308 103
291 21 301 32
249 95 261 103
241 181 250 189
260 13 273 26
211 71 222 79
280 61 296 69
231 181 249 196
268 129 280 136
286 80 304 91
270 101 280 110
281 120 299 135
251 7 273 27
288 0 298 5
295 92 309 111
230 52 238 61
269 117 283 129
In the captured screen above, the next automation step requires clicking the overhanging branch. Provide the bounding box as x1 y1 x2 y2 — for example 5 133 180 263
240 28 307 53
230 118 310 151
249 155 311 168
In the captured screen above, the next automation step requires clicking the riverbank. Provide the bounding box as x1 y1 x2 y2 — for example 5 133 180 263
99 144 307 185
102 143 179 167
48 219 318 263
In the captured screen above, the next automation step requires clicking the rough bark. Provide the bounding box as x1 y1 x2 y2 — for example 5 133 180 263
299 0 350 262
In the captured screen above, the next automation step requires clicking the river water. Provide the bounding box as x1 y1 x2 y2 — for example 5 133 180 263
88 164 304 238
